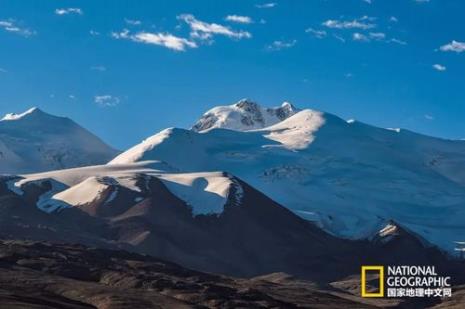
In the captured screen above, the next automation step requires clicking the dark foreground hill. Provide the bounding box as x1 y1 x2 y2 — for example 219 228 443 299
2 239 465 309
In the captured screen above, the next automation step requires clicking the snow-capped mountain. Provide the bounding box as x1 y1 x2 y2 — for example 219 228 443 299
0 107 118 174
191 98 300 132
110 100 465 253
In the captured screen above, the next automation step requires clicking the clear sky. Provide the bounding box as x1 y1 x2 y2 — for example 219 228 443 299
0 0 464 149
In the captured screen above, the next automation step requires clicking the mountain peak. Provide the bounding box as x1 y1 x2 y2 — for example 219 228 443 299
235 98 260 110
281 101 295 109
191 99 301 132
1 107 45 121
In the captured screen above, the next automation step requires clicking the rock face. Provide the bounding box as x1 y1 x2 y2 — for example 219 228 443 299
191 99 300 132
0 107 118 174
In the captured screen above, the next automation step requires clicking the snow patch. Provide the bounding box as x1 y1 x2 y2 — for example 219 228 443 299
52 176 116 207
159 172 239 215
379 223 398 237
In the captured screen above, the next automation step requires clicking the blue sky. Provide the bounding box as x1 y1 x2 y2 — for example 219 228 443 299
0 0 464 149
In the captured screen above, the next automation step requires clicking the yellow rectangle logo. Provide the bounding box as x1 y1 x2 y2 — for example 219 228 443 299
361 266 384 297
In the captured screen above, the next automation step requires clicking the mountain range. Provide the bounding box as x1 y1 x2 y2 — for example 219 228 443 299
1 100 465 308
2 100 465 253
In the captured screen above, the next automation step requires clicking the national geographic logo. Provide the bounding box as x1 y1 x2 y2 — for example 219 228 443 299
361 266 384 297
361 265 452 298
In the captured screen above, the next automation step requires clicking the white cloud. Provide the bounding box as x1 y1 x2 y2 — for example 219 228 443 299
125 19 141 26
333 34 346 43
225 15 253 24
178 14 251 40
90 30 100 36
0 19 35 37
111 29 130 39
322 16 376 30
369 32 386 40
432 64 446 71
390 38 407 45
255 3 277 9
0 68 7 73
415 0 430 3
266 39 297 51
317 16 406 46
424 114 434 120
352 32 401 44
440 40 465 53
353 32 369 41
305 28 327 39
112 29 197 51
91 65 107 72
68 95 76 100
55 8 83 15
94 95 120 107
363 0 372 3
134 32 197 50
